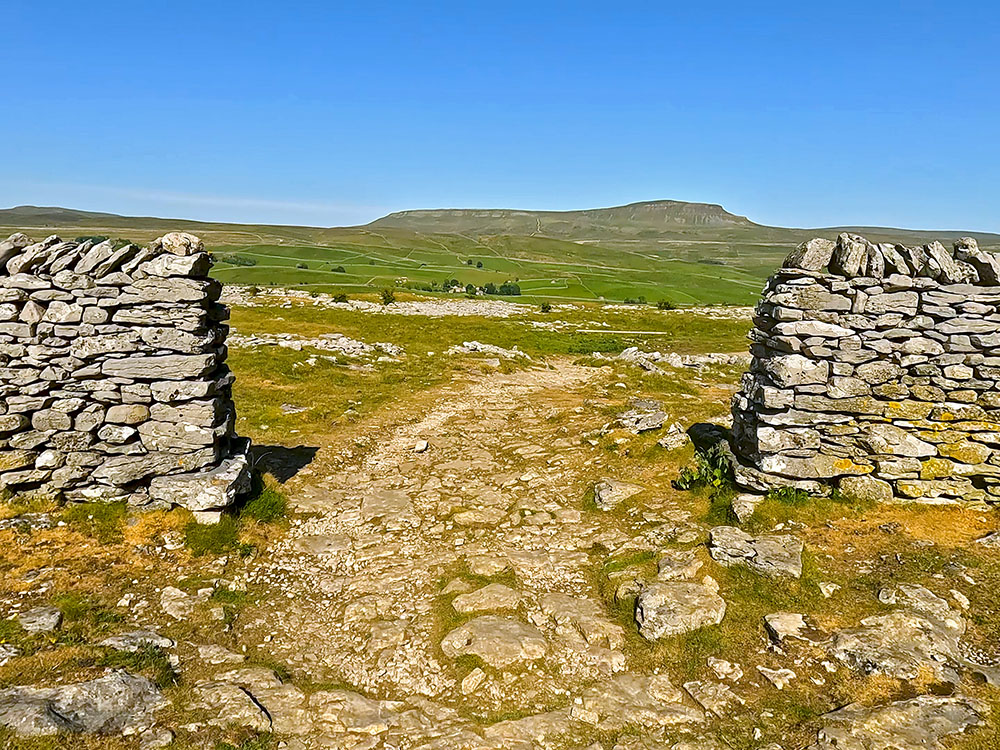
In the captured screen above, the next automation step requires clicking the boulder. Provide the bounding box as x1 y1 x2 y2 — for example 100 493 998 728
635 581 726 639
0 671 162 736
708 526 803 578
807 694 983 750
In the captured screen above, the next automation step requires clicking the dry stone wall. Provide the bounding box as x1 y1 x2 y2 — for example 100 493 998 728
731 233 1000 504
0 231 249 518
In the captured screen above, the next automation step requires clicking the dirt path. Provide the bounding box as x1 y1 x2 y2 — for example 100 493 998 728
238 361 710 748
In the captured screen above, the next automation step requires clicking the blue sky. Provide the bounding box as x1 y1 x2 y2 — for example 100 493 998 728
2 1 998 230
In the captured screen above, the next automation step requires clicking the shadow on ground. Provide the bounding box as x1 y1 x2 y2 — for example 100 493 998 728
251 444 320 482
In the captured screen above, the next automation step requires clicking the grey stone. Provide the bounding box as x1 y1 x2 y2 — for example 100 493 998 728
17 606 63 633
98 630 175 652
807 695 982 750
147 449 250 513
783 238 835 271
635 581 726 639
709 526 803 578
829 234 871 277
0 670 162 736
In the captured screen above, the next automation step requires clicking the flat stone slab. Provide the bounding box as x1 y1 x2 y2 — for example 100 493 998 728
440 615 546 668
709 526 803 578
807 694 983 750
635 581 727 640
0 670 162 736
17 606 62 634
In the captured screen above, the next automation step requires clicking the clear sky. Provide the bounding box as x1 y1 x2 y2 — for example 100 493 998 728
2 1 998 231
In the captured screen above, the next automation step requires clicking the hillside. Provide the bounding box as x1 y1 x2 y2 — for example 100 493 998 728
2 202 998 306
367 200 758 238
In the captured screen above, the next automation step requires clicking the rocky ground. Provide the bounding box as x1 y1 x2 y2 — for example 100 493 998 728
1 298 999 749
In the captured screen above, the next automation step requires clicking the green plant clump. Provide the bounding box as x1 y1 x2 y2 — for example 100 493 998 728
380 288 396 305
673 443 733 491
60 502 128 543
184 517 254 557
241 483 289 524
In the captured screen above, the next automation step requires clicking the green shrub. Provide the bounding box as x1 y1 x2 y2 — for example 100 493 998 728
656 299 676 310
296 262 308 269
333 293 349 303
673 443 733 491
540 302 552 313
333 266 346 273
380 289 396 305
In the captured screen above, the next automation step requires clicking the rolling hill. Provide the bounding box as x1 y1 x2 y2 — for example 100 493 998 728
1 202 997 306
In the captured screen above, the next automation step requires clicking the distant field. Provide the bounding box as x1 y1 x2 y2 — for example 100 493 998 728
4 201 997 306
208 229 785 306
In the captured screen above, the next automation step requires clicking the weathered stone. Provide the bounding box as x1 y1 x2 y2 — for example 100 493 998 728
593 478 643 510
709 526 803 578
440 616 547 668
17 606 63 633
783 238 836 271
807 694 983 750
452 584 522 613
829 234 871 277
839 475 893 504
635 581 726 639
0 671 162 736
147 449 249 512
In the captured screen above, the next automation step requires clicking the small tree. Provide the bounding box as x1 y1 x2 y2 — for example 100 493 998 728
466 259 474 266
476 261 484 269
296 262 308 269
656 299 676 310
380 288 396 305
333 265 346 273
465 283 476 296
540 302 552 313
333 293 349 303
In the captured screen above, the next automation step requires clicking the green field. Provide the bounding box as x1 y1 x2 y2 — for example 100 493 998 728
3 202 998 306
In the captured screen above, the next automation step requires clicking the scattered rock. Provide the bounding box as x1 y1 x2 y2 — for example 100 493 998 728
98 630 175 652
757 666 796 689
17 606 62 633
593 478 644 510
657 422 691 450
764 612 818 644
683 679 744 716
635 581 726 640
460 668 486 695
0 671 162 736
709 526 803 578
707 657 743 682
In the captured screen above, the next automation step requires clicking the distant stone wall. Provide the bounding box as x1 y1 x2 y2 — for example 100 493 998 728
731 233 1000 504
0 232 248 518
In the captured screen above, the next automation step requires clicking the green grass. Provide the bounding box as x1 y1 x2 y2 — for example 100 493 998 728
60 502 127 543
184 517 254 557
239 479 289 524
97 644 177 688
